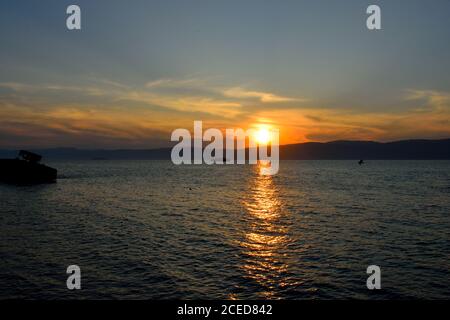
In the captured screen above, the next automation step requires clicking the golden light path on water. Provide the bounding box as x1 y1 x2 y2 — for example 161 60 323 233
238 161 298 299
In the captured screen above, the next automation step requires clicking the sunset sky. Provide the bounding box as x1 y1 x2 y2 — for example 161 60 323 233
1 0 450 149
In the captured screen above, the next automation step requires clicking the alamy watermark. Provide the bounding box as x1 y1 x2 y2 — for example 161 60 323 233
65 5 381 31
170 121 280 175
366 265 381 290
66 265 81 290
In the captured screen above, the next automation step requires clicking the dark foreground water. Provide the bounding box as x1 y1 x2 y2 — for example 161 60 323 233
1 160 449 299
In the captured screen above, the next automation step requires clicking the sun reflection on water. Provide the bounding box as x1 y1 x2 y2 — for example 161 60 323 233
239 162 296 299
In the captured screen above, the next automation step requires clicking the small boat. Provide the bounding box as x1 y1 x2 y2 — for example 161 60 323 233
0 150 57 184
358 159 365 165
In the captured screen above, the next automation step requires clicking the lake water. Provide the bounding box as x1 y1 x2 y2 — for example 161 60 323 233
0 160 449 299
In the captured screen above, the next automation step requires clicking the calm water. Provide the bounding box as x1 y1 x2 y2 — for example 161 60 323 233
1 160 449 299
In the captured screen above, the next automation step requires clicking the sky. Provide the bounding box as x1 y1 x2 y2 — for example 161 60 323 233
0 0 449 149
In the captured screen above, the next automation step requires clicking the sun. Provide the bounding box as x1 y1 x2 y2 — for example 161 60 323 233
255 128 271 145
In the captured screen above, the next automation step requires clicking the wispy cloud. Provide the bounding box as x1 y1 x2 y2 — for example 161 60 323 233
0 82 31 91
125 77 303 116
222 87 301 103
1 80 449 148
122 91 243 118
247 89 450 144
0 82 107 96
404 89 450 111
0 101 173 148
145 77 206 89
0 77 304 118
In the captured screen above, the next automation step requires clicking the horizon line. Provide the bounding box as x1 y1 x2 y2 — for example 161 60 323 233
1 137 450 151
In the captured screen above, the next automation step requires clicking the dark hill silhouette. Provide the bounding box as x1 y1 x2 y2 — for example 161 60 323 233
280 139 450 160
0 139 449 160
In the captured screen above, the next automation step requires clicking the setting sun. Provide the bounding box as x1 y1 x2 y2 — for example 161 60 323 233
255 128 271 145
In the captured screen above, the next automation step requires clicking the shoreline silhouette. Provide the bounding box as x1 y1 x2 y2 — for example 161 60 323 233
1 138 449 160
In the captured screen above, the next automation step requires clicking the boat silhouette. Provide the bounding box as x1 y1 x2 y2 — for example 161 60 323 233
0 150 57 184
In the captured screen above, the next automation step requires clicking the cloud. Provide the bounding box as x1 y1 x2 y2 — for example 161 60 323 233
0 101 173 148
122 91 243 118
145 77 206 89
0 77 304 118
247 94 450 144
0 82 107 96
1 79 449 148
128 77 303 116
404 89 450 111
0 82 32 91
0 76 303 148
222 87 301 103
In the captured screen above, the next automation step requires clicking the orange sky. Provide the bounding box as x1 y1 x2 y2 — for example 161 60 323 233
1 80 449 149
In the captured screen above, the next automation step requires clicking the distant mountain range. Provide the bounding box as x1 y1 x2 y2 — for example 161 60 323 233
280 139 450 160
1 139 449 160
